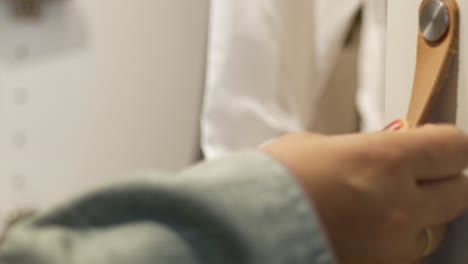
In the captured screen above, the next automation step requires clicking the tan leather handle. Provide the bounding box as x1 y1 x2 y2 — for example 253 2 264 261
406 0 459 128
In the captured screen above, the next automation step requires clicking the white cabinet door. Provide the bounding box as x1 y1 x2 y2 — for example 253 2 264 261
0 0 208 219
386 1 468 263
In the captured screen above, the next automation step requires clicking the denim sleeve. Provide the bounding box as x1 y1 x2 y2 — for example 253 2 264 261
0 151 335 264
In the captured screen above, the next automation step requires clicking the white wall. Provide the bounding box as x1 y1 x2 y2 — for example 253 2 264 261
0 0 209 216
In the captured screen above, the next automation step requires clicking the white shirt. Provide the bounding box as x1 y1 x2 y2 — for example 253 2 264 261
202 0 387 159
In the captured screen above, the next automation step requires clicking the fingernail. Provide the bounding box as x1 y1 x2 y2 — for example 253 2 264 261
383 119 406 131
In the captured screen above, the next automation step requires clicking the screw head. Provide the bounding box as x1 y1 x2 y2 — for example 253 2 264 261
420 0 450 42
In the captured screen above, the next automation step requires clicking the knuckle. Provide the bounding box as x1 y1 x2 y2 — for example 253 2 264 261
436 126 467 144
439 126 468 163
444 126 467 141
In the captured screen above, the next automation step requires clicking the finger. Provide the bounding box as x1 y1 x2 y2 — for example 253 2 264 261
382 119 408 132
418 175 468 226
378 125 468 180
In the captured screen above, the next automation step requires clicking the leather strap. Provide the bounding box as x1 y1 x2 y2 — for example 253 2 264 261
406 0 459 128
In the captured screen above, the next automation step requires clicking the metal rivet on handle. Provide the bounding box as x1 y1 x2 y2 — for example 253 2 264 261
420 0 451 42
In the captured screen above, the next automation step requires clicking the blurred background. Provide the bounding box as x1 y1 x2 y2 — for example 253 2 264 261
0 0 386 224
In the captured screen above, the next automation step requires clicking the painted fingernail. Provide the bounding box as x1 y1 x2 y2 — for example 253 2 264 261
383 119 406 131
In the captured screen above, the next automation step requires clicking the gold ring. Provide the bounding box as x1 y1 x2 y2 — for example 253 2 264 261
422 228 434 257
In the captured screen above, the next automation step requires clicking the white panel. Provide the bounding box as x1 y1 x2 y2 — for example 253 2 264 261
385 1 420 122
0 0 208 217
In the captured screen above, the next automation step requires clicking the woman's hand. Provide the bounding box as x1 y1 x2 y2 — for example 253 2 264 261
262 124 468 264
